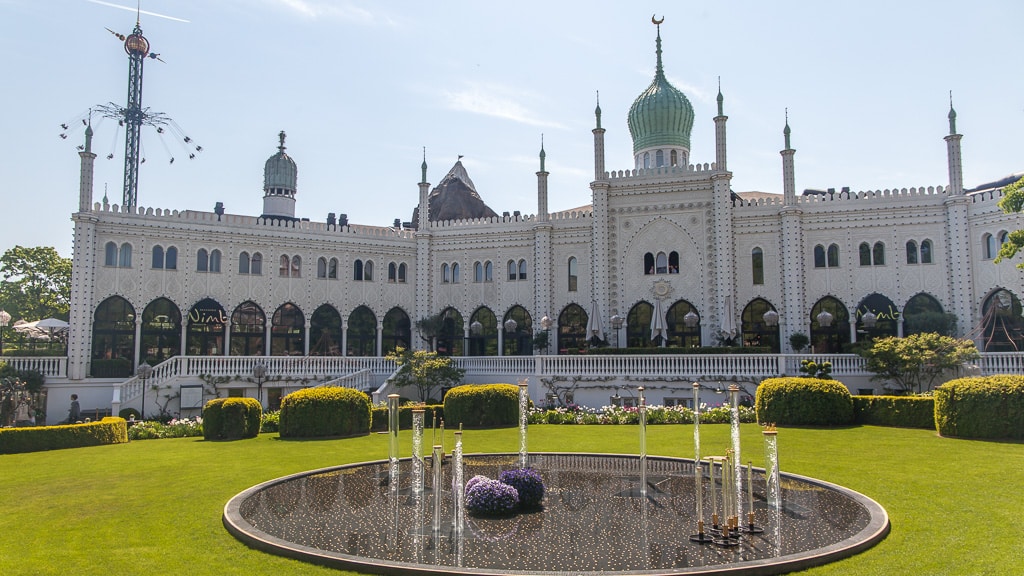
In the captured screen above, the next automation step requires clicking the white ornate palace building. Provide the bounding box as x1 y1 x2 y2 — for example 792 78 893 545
41 27 1023 419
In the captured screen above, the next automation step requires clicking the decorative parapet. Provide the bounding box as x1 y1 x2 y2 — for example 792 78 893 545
603 162 718 180
733 185 949 208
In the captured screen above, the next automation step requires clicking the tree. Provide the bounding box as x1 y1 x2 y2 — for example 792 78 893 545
789 333 810 353
858 333 980 394
415 314 444 349
995 176 1024 267
385 346 465 402
0 246 72 322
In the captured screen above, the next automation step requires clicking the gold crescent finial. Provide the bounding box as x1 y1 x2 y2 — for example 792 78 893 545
652 14 664 25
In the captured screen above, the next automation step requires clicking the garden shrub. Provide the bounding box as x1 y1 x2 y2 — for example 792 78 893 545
370 404 444 432
934 375 1024 439
755 377 853 426
202 398 262 440
0 417 128 454
279 386 371 439
499 468 545 509
128 417 203 440
444 384 519 428
852 395 935 428
260 410 280 433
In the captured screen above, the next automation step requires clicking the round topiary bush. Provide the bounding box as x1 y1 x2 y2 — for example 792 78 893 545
934 375 1024 439
465 476 519 516
278 386 372 438
444 384 520 428
202 397 262 440
499 467 545 509
755 377 853 426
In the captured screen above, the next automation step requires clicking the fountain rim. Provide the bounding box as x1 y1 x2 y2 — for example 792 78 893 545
223 452 890 576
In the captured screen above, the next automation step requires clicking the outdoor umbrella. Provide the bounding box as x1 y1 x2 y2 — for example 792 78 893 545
585 301 603 343
650 298 666 342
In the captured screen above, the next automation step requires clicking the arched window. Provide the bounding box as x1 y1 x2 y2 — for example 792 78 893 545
670 150 678 166
328 258 338 279
152 245 165 269
290 255 301 278
518 259 527 280
209 249 221 273
903 293 948 336
279 255 290 277
317 257 328 279
920 240 932 264
436 308 464 356
999 231 1010 247
980 289 1024 351
656 252 668 274
508 260 517 281
557 304 587 354
484 261 493 282
105 241 117 266
872 242 885 266
363 260 372 281
751 247 764 285
568 257 578 291
187 298 227 356
354 259 364 281
827 244 839 267
741 298 780 352
452 263 460 283
442 263 450 283
644 252 655 275
655 149 664 167
859 242 871 266
468 307 498 356
347 306 377 356
984 233 997 259
643 152 650 169
165 246 177 270
814 245 826 268
398 263 407 283
502 305 533 356
382 307 412 355
856 293 899 340
388 262 397 282
668 251 679 274
91 296 136 377
141 297 182 364
666 300 701 348
309 304 342 356
229 301 264 356
810 296 850 353
239 252 251 274
271 303 305 356
250 253 262 275
626 301 655 348
197 249 209 272
906 241 919 264
474 262 483 283
118 243 132 267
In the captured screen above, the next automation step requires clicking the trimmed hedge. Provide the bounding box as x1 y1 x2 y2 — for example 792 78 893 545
279 387 371 438
202 398 262 440
444 384 520 428
755 377 853 426
934 375 1024 439
0 417 128 454
370 404 444 432
852 396 935 429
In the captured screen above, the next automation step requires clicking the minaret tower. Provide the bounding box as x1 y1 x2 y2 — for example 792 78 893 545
534 140 553 338
78 119 97 212
415 150 433 348
713 79 728 171
778 111 805 351
593 92 606 179
943 95 974 336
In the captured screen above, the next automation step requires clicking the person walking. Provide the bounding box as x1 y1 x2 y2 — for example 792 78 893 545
67 394 81 423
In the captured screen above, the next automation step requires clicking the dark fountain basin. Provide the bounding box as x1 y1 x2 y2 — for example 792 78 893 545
224 453 888 575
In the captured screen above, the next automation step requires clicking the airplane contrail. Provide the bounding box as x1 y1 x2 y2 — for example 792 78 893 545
87 0 191 23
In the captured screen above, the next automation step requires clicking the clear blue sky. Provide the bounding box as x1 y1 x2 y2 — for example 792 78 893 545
1 0 1021 258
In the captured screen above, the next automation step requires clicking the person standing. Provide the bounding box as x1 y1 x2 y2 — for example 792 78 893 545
68 394 81 423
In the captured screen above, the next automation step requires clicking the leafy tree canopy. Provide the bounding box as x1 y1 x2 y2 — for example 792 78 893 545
858 333 979 394
995 176 1024 267
385 346 465 402
0 246 71 322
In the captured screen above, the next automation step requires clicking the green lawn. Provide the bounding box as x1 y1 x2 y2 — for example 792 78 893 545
1 424 1021 575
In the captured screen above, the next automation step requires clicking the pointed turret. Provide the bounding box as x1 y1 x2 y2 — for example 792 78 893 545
782 110 797 206
78 120 97 212
945 93 963 196
593 91 606 179
714 78 728 171
538 136 549 221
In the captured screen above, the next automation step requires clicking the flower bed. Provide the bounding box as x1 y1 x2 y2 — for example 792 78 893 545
527 404 756 425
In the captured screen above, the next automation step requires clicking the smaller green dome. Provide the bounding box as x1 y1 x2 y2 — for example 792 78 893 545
264 131 297 192
627 27 694 154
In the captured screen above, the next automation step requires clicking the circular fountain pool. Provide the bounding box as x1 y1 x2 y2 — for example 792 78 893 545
224 453 888 575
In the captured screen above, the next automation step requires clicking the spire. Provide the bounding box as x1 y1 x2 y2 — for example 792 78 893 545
652 15 665 80
539 134 546 172
84 119 94 154
784 108 792 150
421 147 427 183
948 91 957 135
595 91 602 129
278 130 286 153
717 77 724 117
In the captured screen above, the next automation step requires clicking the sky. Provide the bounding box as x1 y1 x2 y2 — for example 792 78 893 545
1 0 1022 259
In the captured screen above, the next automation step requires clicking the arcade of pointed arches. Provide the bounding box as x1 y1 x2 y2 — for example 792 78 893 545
88 290 1024 376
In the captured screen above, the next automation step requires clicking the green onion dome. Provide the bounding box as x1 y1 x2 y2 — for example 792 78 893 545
627 28 694 160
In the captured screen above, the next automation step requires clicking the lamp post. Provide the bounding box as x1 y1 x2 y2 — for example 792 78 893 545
0 310 10 357
252 362 267 407
136 362 153 419
610 314 624 348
